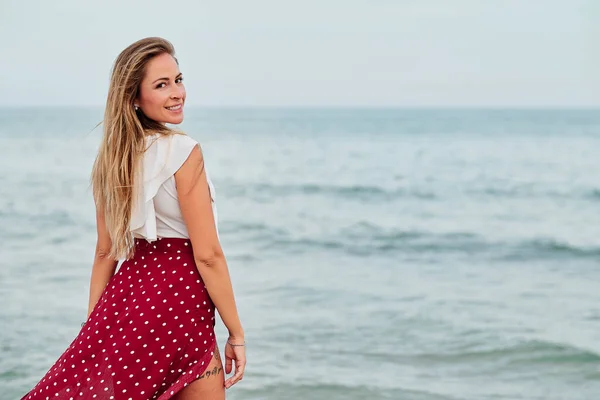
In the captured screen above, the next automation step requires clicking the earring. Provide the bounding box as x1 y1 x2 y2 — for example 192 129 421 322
134 105 139 111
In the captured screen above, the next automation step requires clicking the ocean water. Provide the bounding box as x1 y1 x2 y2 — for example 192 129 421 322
1 107 600 400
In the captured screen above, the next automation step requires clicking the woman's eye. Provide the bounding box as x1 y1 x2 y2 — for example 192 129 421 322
156 77 183 89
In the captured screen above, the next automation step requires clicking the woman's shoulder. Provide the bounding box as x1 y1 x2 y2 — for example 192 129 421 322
161 133 201 173
136 131 203 199
145 131 198 145
144 132 199 159
171 131 200 150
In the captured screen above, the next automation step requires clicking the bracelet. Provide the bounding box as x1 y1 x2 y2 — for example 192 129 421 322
227 340 245 347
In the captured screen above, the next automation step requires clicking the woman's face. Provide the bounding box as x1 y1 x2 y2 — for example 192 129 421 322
135 53 186 124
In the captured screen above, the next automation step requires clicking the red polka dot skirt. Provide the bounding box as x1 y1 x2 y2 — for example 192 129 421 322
21 237 217 400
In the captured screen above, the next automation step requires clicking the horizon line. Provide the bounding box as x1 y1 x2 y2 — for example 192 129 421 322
0 105 599 110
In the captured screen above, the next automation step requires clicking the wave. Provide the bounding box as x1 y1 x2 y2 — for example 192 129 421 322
224 181 600 202
411 339 600 366
505 238 600 260
225 182 437 201
474 186 600 201
240 221 600 261
586 188 600 199
241 382 460 400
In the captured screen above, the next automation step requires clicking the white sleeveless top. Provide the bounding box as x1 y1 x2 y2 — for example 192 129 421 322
129 133 219 242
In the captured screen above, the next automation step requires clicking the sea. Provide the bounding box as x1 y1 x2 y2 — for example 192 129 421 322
1 107 599 400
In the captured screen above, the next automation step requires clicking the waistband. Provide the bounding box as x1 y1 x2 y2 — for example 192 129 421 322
133 237 194 255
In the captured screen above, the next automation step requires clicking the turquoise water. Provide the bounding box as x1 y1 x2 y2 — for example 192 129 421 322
1 108 600 399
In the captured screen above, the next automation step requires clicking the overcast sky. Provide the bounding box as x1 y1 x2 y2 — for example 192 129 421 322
1 0 598 107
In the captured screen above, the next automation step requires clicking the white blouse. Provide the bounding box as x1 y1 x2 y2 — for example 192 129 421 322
129 133 219 242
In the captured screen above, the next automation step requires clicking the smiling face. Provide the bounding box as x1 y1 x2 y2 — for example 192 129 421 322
135 52 186 125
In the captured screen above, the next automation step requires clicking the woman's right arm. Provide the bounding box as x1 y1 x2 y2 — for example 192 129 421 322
174 144 244 341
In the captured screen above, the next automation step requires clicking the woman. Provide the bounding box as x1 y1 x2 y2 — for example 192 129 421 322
21 37 245 400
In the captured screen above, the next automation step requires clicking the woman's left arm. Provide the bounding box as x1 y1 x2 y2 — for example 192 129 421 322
86 206 118 318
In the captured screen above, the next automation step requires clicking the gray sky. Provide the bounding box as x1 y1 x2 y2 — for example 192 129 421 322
1 0 598 107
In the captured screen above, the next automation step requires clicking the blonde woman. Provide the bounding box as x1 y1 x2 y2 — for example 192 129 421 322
21 37 245 400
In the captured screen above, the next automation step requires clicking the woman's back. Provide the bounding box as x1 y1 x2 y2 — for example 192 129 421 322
130 133 219 242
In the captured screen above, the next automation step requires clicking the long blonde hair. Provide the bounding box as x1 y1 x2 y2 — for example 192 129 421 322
90 37 180 260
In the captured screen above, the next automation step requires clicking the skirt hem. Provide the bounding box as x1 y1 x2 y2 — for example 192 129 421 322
157 337 218 400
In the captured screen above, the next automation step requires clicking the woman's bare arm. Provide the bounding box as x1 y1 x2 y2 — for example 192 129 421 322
175 145 244 340
87 206 118 317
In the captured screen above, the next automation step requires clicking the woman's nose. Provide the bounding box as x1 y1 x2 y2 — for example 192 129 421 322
171 86 185 99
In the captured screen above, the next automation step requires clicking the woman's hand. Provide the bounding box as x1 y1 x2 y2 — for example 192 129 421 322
224 336 246 389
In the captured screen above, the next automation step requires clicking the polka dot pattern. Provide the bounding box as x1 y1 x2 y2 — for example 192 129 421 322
20 238 217 400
